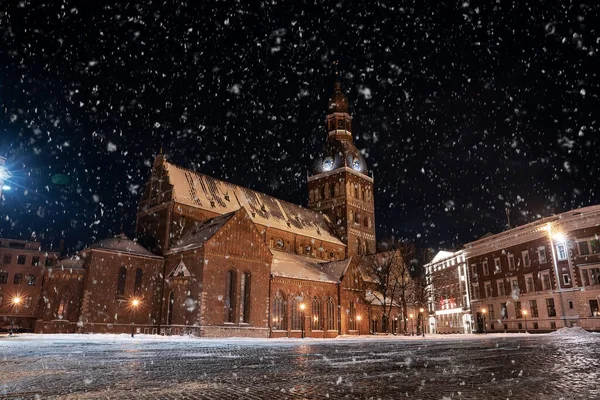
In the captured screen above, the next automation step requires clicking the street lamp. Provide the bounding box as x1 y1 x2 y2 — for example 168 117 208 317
409 313 414 336
131 298 140 337
9 296 22 337
299 303 306 339
419 308 425 337
481 308 487 334
523 310 528 333
356 315 362 336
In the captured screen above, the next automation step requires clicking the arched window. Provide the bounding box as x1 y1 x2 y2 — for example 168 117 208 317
320 186 325 200
304 245 311 255
117 266 127 296
291 297 303 331
329 251 335 260
57 291 71 320
349 210 354 223
354 185 359 198
225 270 236 323
364 216 369 228
273 291 287 330
326 297 336 331
134 268 143 295
275 238 284 249
349 301 357 330
372 315 379 333
355 212 360 224
312 297 322 330
167 291 174 325
240 272 251 323
330 183 335 198
334 183 340 197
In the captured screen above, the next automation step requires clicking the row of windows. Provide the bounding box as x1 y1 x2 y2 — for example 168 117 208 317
224 270 251 324
485 299 555 320
472 245 569 279
268 238 340 260
116 267 144 296
348 210 372 229
309 182 372 203
272 292 338 331
2 254 54 266
0 271 37 285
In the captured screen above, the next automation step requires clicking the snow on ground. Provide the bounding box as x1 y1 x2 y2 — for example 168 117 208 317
548 326 594 336
0 332 540 348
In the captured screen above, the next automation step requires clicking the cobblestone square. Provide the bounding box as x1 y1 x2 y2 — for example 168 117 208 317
1 334 599 399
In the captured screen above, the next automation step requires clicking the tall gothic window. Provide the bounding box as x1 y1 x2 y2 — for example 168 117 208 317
364 216 369 227
273 291 286 330
355 212 360 224
167 291 174 325
291 297 302 330
354 185 358 198
349 301 357 330
57 292 70 320
134 268 143 295
312 297 322 330
326 297 336 331
225 270 236 323
117 266 127 296
240 272 251 323
330 183 335 198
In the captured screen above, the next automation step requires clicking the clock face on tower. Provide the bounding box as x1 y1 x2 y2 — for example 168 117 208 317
352 157 361 171
322 157 334 172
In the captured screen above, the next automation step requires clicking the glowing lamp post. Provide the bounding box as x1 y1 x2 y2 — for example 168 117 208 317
9 296 22 337
481 308 487 334
409 314 414 336
523 310 528 333
419 308 425 337
356 315 362 336
131 298 140 337
299 303 306 339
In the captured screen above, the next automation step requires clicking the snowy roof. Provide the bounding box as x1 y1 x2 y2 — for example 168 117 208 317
162 160 343 246
314 258 351 282
365 290 400 307
270 250 339 283
465 204 600 255
428 250 458 265
167 211 237 254
88 234 161 259
54 255 85 271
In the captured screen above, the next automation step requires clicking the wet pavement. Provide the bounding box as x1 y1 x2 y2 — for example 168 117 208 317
1 334 599 399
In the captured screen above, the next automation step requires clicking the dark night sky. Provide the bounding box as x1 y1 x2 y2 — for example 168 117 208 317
0 1 598 253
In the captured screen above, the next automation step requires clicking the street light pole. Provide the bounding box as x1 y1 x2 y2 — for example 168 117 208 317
9 296 22 337
419 308 425 337
357 315 362 336
131 298 140 338
409 314 414 336
523 310 528 333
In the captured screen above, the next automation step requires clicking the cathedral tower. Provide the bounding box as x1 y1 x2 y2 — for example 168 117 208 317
308 77 376 257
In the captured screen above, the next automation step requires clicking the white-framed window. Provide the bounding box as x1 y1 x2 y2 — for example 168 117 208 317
472 285 480 300
576 238 600 256
581 267 600 287
484 282 492 298
497 281 505 296
562 273 571 286
521 251 531 268
525 274 534 293
538 246 547 264
483 260 489 276
556 244 568 261
542 272 552 291
511 279 520 294
471 264 478 279
507 254 515 271
494 258 501 273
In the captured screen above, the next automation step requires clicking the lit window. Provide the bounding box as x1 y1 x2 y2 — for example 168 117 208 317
556 244 567 260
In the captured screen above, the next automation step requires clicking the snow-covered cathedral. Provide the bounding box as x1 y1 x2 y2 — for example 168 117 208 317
34 79 403 337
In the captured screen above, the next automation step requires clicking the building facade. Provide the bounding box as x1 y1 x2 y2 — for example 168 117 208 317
426 250 472 334
0 238 59 331
24 78 404 337
465 205 600 333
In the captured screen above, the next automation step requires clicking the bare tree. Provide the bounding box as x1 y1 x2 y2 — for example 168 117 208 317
361 250 404 333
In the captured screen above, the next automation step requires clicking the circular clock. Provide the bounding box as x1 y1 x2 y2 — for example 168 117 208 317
352 157 361 171
322 157 334 172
